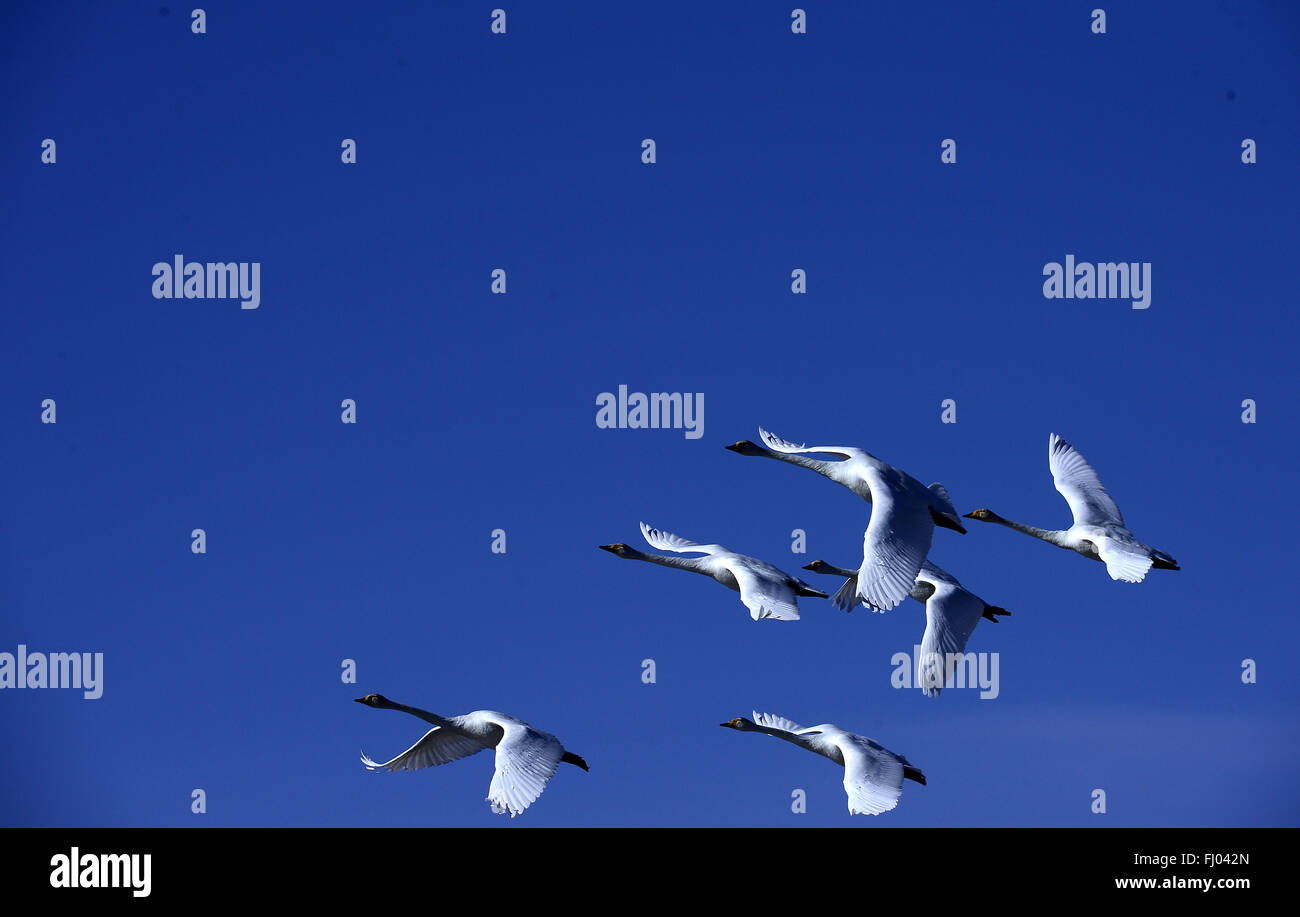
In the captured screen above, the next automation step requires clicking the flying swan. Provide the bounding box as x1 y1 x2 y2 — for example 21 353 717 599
963 433 1179 583
355 694 588 817
803 558 1010 697
600 522 827 621
720 711 926 815
726 428 966 612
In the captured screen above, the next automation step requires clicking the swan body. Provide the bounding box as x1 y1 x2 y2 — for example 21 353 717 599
355 694 588 817
721 711 925 815
726 428 965 612
600 521 827 621
964 433 1178 583
804 558 1010 697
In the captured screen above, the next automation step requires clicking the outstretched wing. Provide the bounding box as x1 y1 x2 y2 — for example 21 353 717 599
729 563 801 621
486 723 565 817
834 734 907 816
916 559 961 588
752 711 807 734
1049 433 1124 527
1095 535 1155 583
361 727 487 773
640 522 722 555
927 482 959 519
916 576 987 698
857 489 935 613
757 427 866 460
830 570 863 611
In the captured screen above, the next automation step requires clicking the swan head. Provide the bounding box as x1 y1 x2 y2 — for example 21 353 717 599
720 717 756 730
802 559 832 573
599 543 633 557
354 694 390 708
724 440 766 456
963 508 996 521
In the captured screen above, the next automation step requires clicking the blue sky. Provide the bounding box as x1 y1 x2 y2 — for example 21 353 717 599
2 1 1297 827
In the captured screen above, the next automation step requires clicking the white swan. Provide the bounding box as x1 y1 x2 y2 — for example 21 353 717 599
726 428 965 612
803 558 1009 697
600 522 827 621
720 711 926 815
963 433 1179 583
355 694 588 817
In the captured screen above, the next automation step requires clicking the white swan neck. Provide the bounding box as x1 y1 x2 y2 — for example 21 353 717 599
991 514 1070 547
625 549 709 573
391 702 456 730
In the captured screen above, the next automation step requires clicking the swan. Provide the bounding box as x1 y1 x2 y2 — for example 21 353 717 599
803 558 1010 697
600 522 827 621
963 433 1179 583
720 711 926 815
726 428 966 612
354 694 588 817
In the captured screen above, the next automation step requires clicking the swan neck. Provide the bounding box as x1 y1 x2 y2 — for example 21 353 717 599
753 724 807 748
989 514 1068 546
390 702 456 730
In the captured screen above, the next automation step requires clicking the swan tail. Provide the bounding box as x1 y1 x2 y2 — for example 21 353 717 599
1151 550 1180 571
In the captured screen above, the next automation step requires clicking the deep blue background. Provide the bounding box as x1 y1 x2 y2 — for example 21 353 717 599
2 1 1297 826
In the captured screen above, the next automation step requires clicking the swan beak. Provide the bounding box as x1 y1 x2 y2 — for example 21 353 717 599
724 441 751 453
719 722 732 728
961 511 978 518
598 544 618 554
353 697 367 704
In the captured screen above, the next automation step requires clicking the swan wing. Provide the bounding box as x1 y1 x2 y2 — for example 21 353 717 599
857 487 935 612
639 521 722 555
927 482 960 518
752 711 807 734
486 722 564 817
830 570 863 611
757 427 866 461
1095 535 1155 583
729 562 801 621
916 576 986 698
1049 433 1125 527
916 559 961 588
361 727 487 773
834 734 906 816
